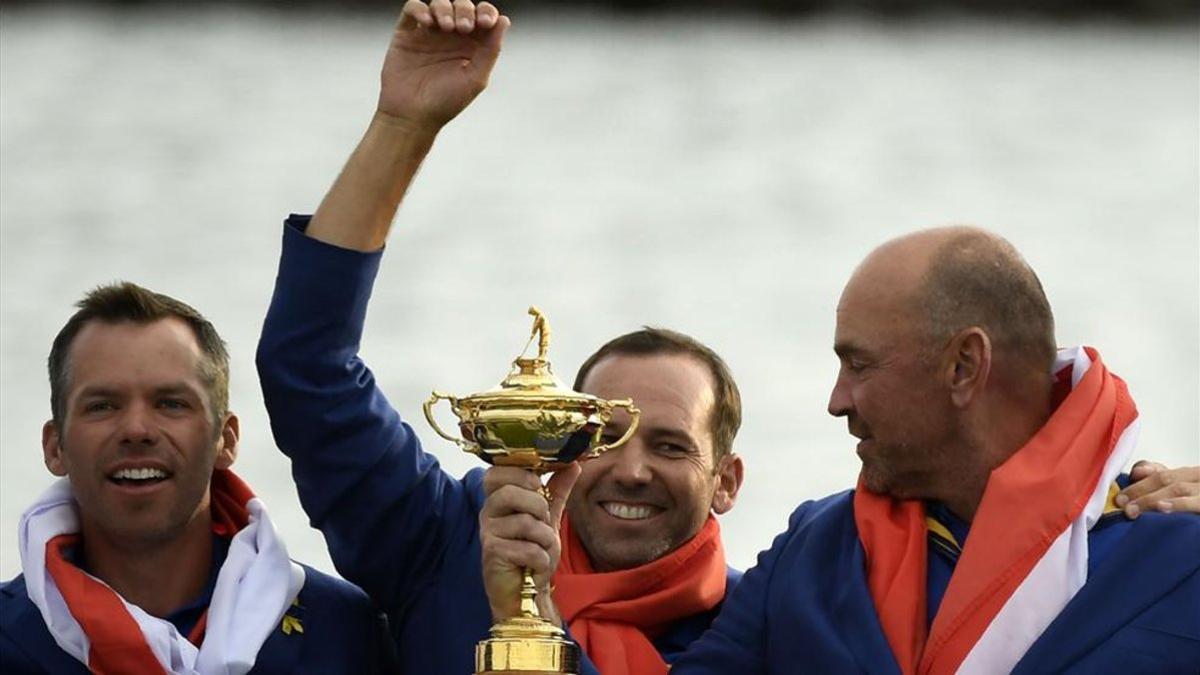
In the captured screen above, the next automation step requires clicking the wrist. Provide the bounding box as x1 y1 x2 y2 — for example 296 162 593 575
370 109 444 141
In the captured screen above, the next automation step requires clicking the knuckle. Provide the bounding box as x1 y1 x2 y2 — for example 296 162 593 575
1140 473 1167 491
482 474 500 494
480 536 500 558
518 512 544 533
516 543 542 568
481 493 506 516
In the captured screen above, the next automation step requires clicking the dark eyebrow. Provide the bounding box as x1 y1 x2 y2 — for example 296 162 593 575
601 424 694 442
833 342 863 359
153 383 203 398
75 383 202 399
641 426 700 447
75 386 120 400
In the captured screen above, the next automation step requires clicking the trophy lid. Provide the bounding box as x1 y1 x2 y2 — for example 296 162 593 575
423 306 642 470
461 307 599 407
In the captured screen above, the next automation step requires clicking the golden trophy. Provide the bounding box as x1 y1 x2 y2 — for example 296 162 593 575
424 307 641 675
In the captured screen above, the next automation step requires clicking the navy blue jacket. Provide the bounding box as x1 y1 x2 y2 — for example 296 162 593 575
0 564 394 674
256 217 739 674
672 489 1200 674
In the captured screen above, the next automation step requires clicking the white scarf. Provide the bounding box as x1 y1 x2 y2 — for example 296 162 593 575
18 478 305 675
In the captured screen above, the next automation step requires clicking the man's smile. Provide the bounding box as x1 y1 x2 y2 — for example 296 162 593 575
106 462 173 490
599 501 664 521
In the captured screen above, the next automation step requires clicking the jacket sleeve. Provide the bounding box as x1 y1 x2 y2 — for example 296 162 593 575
670 503 815 674
256 216 478 613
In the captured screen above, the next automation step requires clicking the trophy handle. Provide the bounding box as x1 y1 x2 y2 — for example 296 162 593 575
588 399 641 457
423 391 466 447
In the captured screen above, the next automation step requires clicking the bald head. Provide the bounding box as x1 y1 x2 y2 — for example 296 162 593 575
832 227 1057 516
852 226 1056 373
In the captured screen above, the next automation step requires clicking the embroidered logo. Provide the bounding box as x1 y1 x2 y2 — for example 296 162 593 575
281 598 304 636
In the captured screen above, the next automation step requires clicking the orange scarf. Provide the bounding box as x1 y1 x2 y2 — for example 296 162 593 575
43 470 253 674
552 515 727 675
855 347 1137 675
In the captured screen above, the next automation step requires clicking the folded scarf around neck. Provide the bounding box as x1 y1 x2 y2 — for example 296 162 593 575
18 469 305 675
552 514 727 675
855 346 1138 675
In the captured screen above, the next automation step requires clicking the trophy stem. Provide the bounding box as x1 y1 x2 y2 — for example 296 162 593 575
518 568 541 618
517 482 551 619
474 480 580 675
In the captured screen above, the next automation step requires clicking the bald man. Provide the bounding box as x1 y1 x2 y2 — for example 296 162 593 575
672 227 1200 674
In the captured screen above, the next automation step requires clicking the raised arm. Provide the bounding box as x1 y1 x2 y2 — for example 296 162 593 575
256 0 508 611
307 0 508 251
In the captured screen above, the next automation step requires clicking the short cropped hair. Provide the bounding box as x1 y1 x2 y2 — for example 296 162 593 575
573 327 742 463
48 282 230 428
919 230 1056 371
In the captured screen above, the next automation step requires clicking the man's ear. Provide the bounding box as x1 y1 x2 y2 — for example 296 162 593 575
944 328 991 408
711 453 745 515
214 412 240 470
42 420 68 476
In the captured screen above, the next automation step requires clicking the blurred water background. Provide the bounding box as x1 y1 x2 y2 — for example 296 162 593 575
1 3 1197 580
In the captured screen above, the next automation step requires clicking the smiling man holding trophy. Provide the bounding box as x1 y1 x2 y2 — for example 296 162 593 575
254 2 745 673
252 2 729 667
255 2 1200 673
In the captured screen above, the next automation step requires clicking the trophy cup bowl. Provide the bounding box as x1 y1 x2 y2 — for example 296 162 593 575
423 307 640 675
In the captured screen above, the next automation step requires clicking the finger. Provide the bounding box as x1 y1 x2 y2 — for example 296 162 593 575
481 484 552 523
1118 465 1200 506
481 13 510 53
546 463 582 527
476 1 499 29
429 0 455 31
482 466 543 497
452 0 476 33
1129 459 1167 481
1117 468 1169 505
483 513 559 552
1151 495 1200 515
1124 478 1200 517
483 537 553 575
399 0 435 29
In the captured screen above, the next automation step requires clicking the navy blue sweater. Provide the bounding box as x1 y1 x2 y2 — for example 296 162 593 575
672 490 1200 674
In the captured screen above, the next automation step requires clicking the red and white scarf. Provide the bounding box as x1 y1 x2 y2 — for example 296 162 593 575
856 346 1138 675
18 469 304 675
552 515 728 675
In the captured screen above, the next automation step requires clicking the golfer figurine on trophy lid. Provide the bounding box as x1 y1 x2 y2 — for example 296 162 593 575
424 307 641 675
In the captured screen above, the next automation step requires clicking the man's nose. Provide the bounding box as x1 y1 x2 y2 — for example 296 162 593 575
609 442 653 486
119 403 159 445
827 370 852 418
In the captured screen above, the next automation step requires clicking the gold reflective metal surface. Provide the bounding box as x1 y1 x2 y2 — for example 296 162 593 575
424 307 640 674
424 307 640 471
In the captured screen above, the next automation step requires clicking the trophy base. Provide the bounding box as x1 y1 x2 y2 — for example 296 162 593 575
475 615 581 675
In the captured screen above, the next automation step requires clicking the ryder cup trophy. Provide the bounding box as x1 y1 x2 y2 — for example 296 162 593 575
424 307 640 675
